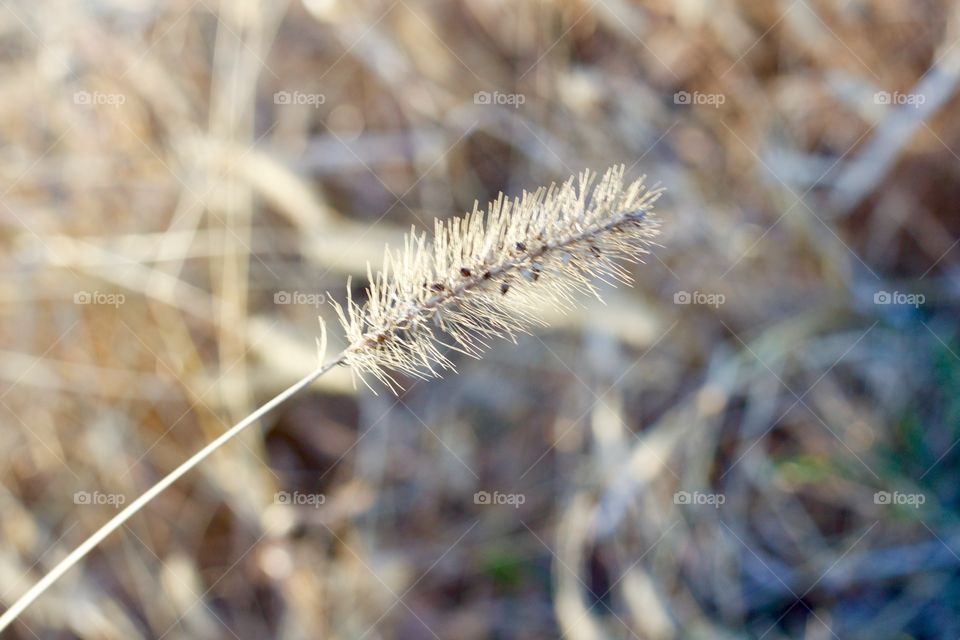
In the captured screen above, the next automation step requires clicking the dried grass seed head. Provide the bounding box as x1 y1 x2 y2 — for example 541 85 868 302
329 165 663 391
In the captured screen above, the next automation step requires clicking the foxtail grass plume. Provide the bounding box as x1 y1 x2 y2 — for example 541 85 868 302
333 165 663 391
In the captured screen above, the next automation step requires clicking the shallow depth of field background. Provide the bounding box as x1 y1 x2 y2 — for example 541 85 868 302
1 1 959 638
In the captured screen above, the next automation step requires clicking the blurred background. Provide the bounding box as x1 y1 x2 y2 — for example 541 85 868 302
1 0 959 638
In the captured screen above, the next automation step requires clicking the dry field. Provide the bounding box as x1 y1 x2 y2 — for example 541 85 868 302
1 0 959 638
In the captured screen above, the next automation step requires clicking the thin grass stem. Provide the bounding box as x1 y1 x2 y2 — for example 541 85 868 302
0 355 345 633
